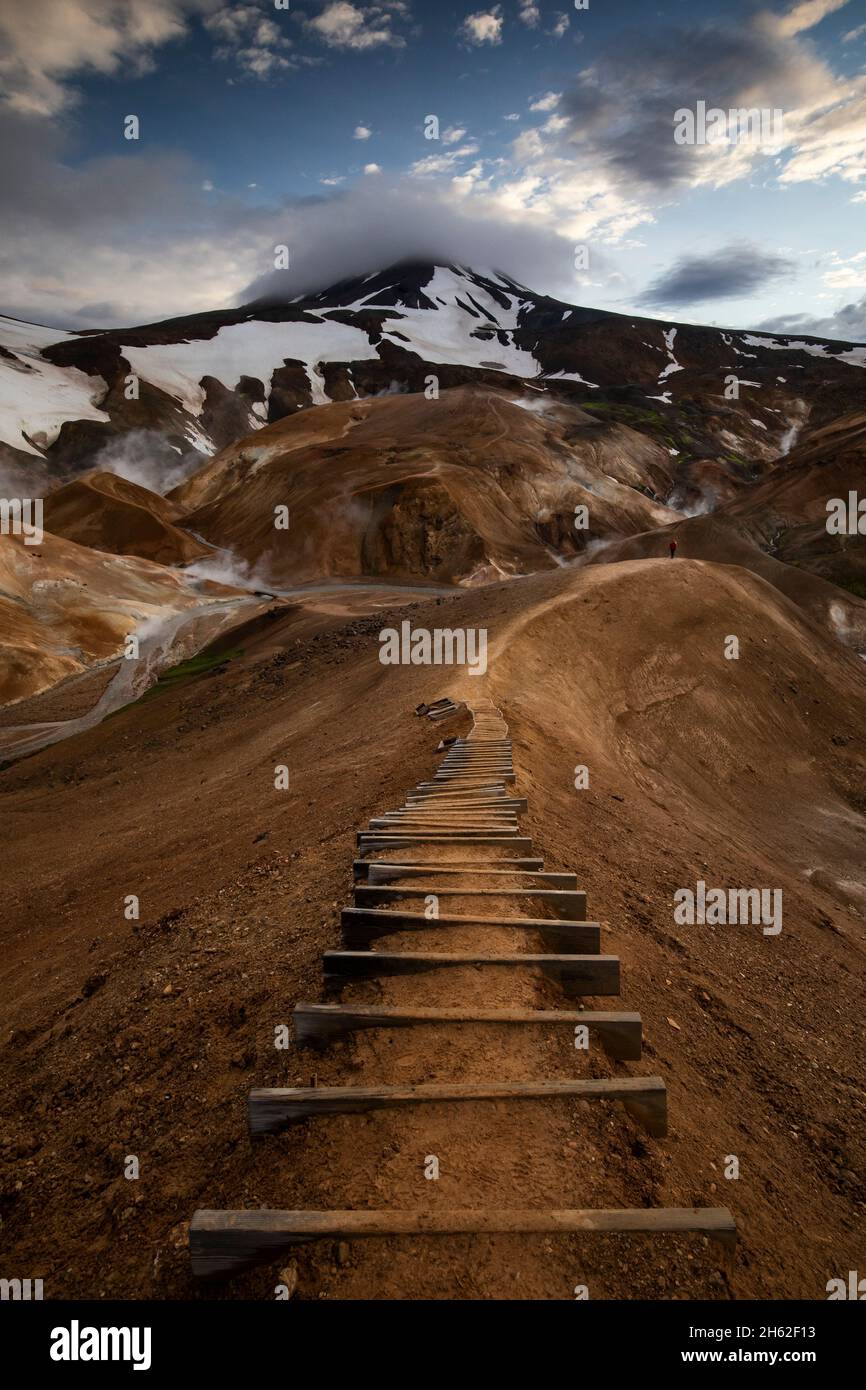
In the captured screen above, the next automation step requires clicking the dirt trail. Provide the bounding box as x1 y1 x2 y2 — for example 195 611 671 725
190 698 733 1299
1 559 864 1300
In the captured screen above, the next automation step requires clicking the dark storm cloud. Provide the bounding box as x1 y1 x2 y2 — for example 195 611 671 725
636 246 795 308
761 297 866 342
554 16 820 190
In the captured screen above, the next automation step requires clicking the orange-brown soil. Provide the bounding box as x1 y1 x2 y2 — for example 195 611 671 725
172 386 680 586
1 559 864 1300
44 470 213 567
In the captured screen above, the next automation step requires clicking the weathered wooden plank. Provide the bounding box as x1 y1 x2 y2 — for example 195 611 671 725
389 811 522 817
293 1002 642 1059
248 1076 668 1137
353 885 587 920
414 782 505 792
377 813 518 821
406 797 527 810
363 865 576 888
353 858 545 877
341 906 600 953
357 835 534 857
440 763 514 771
383 811 514 817
400 803 515 812
436 772 515 782
190 1205 734 1278
322 950 619 994
414 782 508 792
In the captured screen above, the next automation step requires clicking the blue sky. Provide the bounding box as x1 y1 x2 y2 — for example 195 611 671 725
1 0 865 335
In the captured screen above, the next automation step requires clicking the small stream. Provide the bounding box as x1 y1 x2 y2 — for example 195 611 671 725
0 596 257 763
0 577 460 763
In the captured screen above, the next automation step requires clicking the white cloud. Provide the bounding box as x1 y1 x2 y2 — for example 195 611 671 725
205 3 295 78
0 0 218 115
410 153 458 176
240 175 582 306
529 91 561 112
363 162 382 174
843 23 866 42
550 12 569 39
503 112 520 121
307 2 406 51
776 76 866 186
410 142 480 177
354 124 372 139
823 250 866 288
459 7 503 46
443 125 467 144
772 0 850 39
518 1 540 28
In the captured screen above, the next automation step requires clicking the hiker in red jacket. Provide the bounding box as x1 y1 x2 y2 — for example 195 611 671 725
669 537 678 558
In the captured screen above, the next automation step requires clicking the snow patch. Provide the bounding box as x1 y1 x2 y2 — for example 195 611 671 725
0 316 109 455
120 318 379 417
658 327 684 385
544 369 599 389
742 334 866 369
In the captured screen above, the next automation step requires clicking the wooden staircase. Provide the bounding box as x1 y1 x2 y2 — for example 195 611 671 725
190 700 736 1284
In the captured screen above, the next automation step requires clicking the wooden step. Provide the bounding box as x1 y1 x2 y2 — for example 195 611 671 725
363 865 576 888
411 791 508 800
379 811 518 820
438 768 514 776
399 804 522 814
248 1076 668 1137
440 753 512 760
341 906 600 952
443 757 512 763
293 1003 642 1059
353 857 545 877
406 797 527 810
436 772 515 782
190 1205 734 1278
357 835 533 856
354 885 586 920
368 824 519 834
323 950 619 994
389 806 517 815
379 819 519 828
412 785 511 796
441 755 513 762
415 782 505 792
435 767 515 775
404 794 518 803
371 816 518 828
